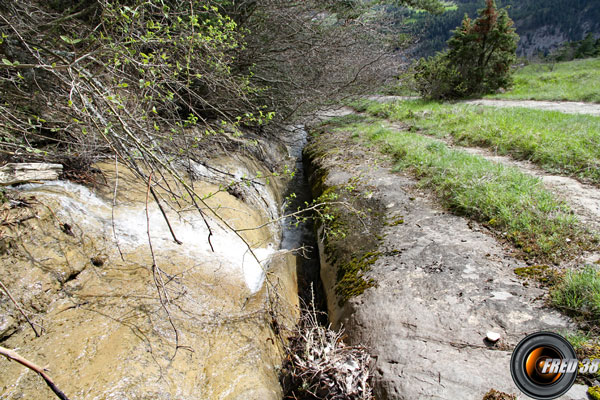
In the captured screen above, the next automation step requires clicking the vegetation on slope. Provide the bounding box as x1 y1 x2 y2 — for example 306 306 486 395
549 33 600 62
0 0 447 175
355 99 600 183
390 0 600 57
413 0 518 99
487 58 600 103
326 114 595 262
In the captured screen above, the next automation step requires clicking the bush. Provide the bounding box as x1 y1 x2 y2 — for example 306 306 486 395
413 53 467 100
414 0 519 99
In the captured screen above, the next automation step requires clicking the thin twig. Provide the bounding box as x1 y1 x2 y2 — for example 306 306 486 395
145 173 183 360
0 278 41 337
148 186 182 245
235 201 352 232
111 154 125 261
0 346 70 400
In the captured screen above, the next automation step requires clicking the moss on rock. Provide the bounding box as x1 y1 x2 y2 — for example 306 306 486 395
589 386 600 400
304 119 386 306
513 265 557 284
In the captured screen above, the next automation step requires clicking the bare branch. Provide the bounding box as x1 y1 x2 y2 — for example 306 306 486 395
0 346 71 400
0 278 41 337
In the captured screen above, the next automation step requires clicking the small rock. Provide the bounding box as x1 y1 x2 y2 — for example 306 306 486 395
486 331 501 343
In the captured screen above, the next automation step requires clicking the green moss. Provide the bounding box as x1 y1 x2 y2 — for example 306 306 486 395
386 215 404 226
571 337 600 383
305 123 386 306
588 386 600 400
514 265 555 284
335 252 380 305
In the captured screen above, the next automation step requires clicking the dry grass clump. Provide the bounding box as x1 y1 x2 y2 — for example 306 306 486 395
482 388 517 400
280 304 373 400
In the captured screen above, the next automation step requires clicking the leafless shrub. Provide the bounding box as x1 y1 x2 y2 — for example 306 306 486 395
241 0 400 120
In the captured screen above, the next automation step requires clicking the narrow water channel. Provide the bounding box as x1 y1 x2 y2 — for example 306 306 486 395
280 125 327 318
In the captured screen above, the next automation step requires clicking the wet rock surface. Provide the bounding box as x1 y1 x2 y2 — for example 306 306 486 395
306 122 585 399
0 156 299 399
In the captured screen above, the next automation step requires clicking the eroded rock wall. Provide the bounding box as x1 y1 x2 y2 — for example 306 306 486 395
0 154 299 399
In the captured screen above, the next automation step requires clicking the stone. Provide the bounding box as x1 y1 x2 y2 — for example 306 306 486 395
306 121 578 399
0 163 62 186
486 331 501 343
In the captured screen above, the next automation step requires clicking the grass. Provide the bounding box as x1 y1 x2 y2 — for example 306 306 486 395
326 114 594 262
353 99 600 184
552 266 600 324
412 1 457 13
487 58 600 103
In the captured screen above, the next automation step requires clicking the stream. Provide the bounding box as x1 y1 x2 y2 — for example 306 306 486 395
280 125 327 316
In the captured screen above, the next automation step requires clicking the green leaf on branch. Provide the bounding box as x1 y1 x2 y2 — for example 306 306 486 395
60 35 82 45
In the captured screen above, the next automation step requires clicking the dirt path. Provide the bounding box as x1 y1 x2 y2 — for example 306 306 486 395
391 120 600 260
370 94 600 116
463 99 600 116
380 95 600 261
462 147 600 238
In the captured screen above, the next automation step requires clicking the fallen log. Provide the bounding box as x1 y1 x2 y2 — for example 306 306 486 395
0 163 62 186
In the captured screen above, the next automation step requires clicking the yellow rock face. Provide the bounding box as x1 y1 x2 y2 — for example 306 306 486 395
0 159 298 399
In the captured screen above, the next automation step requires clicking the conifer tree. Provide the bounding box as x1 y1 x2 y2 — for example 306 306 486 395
446 0 519 94
414 0 519 99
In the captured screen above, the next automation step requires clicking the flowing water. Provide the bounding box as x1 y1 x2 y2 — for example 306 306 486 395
280 125 327 313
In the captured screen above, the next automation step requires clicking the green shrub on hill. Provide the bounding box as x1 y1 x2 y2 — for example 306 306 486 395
413 0 518 99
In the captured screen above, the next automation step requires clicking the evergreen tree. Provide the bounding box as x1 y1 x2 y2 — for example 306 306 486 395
575 33 597 58
413 0 519 99
446 0 519 94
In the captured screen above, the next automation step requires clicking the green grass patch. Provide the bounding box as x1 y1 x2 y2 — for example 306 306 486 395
552 266 600 324
358 99 600 184
329 117 595 262
487 58 600 103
